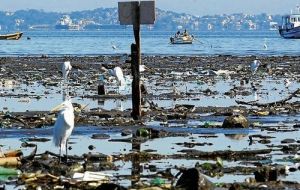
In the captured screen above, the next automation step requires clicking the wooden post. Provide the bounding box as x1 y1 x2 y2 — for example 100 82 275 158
97 85 105 95
131 133 141 186
131 44 141 120
97 74 106 95
131 150 141 186
131 3 141 120
118 1 155 185
118 1 155 120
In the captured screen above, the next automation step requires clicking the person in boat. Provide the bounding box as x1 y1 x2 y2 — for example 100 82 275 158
170 37 174 43
183 29 188 36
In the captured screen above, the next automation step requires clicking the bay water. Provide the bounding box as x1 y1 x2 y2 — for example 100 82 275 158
0 30 298 56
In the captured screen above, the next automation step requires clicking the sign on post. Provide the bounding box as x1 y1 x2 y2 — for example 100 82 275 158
140 1 156 24
118 1 155 25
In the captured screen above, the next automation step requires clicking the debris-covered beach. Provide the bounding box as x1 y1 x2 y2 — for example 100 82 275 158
1 55 300 190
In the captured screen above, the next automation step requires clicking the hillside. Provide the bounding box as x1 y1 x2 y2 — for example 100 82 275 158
0 8 282 31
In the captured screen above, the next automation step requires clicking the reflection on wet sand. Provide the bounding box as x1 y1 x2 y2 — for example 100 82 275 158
224 134 247 140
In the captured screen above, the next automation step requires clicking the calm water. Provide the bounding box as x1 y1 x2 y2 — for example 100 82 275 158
0 30 299 56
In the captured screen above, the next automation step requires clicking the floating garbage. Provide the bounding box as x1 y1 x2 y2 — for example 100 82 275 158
0 157 21 167
150 177 165 186
0 150 22 167
21 172 59 185
0 166 20 175
2 55 300 189
0 166 20 184
0 150 22 158
72 171 112 182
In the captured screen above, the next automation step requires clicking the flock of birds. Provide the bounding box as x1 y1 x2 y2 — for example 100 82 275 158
52 59 132 162
52 58 292 162
249 59 293 102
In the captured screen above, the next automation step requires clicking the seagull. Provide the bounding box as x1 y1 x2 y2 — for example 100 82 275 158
284 79 292 88
62 61 72 81
52 98 74 163
172 83 180 96
263 43 268 50
139 65 147 73
202 69 218 76
112 44 117 50
250 60 261 74
111 41 118 50
263 39 268 50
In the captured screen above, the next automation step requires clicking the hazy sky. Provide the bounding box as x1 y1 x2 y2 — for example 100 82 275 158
0 0 299 15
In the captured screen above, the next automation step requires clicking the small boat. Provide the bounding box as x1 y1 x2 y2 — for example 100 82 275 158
0 32 23 40
170 30 194 44
279 13 300 39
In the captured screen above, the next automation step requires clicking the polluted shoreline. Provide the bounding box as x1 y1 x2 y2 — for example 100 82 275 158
1 55 300 190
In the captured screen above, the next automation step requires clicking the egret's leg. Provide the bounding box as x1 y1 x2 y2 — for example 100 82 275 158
59 139 62 163
65 139 68 162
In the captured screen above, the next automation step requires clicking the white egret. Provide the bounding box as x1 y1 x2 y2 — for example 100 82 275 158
108 66 125 86
252 90 258 101
52 99 75 162
62 61 72 81
250 60 261 74
101 65 126 93
115 99 124 111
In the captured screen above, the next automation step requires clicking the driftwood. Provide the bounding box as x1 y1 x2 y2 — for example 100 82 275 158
38 151 84 161
21 144 37 163
171 149 272 159
236 88 300 107
2 114 28 127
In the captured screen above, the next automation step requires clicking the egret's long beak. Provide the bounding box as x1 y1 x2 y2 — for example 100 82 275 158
50 103 64 113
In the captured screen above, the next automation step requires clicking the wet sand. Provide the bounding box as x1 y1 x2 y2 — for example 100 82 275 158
1 55 300 122
1 55 300 189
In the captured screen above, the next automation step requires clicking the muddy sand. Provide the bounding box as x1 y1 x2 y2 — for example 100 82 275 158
1 55 300 190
